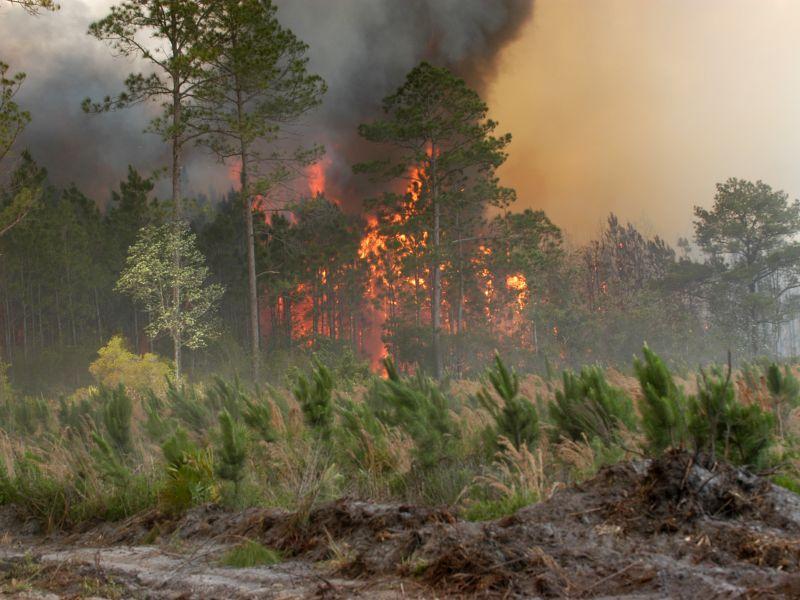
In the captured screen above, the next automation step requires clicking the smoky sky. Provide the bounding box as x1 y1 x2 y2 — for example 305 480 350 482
490 0 800 244
0 0 533 207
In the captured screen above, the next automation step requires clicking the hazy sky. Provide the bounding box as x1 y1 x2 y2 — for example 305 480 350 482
2 0 800 245
490 0 800 243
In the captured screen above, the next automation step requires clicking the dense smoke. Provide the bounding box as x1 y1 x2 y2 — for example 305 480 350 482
276 0 534 205
0 0 533 206
490 0 800 243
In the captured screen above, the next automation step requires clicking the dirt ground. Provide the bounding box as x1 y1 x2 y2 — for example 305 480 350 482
1 450 799 599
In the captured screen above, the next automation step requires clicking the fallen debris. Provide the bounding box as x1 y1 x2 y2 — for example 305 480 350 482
2 450 800 598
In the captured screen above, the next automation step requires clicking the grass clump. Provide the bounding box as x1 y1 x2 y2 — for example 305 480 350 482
220 540 283 568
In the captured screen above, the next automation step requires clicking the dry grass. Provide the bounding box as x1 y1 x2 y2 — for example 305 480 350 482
474 436 556 505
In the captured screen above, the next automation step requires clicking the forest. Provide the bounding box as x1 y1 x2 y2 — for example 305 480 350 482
2 1 800 598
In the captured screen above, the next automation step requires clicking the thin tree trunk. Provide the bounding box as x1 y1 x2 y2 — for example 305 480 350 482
173 330 182 380
431 147 443 380
172 77 183 379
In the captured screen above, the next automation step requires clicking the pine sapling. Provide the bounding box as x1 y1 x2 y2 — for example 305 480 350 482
476 353 540 451
91 432 131 486
215 410 248 501
293 359 334 437
99 385 133 455
548 366 637 446
634 345 688 454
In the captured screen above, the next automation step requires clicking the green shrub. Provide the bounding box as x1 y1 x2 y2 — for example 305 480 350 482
142 389 172 442
634 345 688 454
91 432 130 486
0 395 51 436
58 394 96 434
0 451 68 531
335 397 403 496
548 366 637 445
89 335 170 392
205 377 247 420
220 540 283 568
463 490 537 522
476 353 540 451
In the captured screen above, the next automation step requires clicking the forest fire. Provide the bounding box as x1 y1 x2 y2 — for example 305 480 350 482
306 161 327 197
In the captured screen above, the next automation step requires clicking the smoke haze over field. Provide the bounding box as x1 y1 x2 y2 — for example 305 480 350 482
2 0 800 243
490 0 800 242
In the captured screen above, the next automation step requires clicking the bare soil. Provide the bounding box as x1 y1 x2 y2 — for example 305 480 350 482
1 450 799 598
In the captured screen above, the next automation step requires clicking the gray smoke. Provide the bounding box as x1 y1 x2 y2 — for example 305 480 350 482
0 0 533 206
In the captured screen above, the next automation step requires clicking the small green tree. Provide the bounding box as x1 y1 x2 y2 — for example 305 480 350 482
634 345 688 454
549 366 637 446
116 222 224 379
241 391 278 443
690 364 775 468
215 409 247 501
476 353 539 451
689 365 775 467
293 359 334 437
91 432 130 486
371 357 458 471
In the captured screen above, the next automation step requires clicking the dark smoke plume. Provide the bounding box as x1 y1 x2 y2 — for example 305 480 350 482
0 0 533 205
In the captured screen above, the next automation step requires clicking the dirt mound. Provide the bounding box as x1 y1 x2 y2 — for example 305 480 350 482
6 451 800 598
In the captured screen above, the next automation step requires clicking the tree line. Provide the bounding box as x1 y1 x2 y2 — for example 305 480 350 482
2 0 800 392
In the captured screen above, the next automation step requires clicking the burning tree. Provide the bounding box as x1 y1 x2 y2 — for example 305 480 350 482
195 0 326 381
356 62 513 378
255 195 370 354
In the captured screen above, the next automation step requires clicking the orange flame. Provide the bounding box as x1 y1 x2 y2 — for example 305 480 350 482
306 162 326 197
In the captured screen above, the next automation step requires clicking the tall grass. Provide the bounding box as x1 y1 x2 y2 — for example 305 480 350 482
0 346 798 531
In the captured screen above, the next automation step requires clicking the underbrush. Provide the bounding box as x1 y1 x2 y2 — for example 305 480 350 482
0 346 799 532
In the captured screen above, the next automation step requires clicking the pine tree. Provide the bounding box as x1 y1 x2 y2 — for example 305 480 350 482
293 359 334 436
690 363 775 467
0 66 40 236
476 353 539 451
195 0 325 381
634 345 688 454
215 409 247 500
97 384 133 456
356 62 513 379
549 366 637 445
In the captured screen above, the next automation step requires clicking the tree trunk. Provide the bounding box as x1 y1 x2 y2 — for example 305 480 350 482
171 78 183 379
431 148 443 380
173 330 181 380
240 143 260 382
